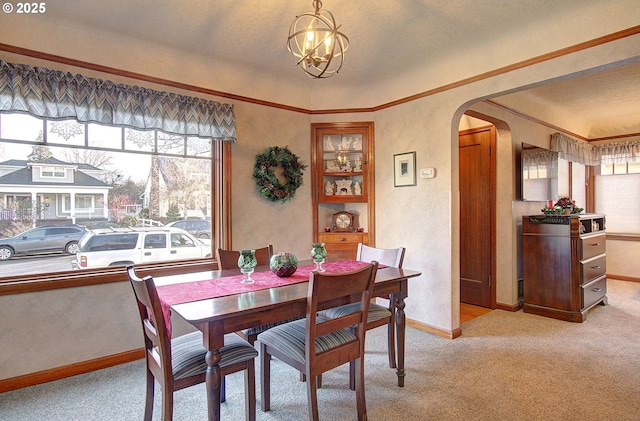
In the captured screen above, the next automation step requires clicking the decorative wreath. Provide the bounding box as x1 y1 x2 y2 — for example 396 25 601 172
253 146 307 203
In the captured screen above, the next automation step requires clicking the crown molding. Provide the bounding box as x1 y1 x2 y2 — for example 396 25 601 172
1 24 639 119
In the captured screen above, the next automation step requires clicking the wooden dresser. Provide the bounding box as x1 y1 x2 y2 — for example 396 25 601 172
522 213 607 322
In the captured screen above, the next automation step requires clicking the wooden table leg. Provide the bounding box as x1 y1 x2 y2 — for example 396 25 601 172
395 296 406 387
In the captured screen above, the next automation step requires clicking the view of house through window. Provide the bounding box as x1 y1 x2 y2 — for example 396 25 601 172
0 112 215 276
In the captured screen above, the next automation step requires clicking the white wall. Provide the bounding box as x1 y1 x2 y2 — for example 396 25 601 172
606 240 640 279
0 282 141 378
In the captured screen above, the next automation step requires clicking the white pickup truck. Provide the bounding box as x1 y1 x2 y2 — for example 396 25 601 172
71 226 212 269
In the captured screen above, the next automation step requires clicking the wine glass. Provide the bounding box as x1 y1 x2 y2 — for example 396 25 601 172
310 243 327 272
237 249 257 284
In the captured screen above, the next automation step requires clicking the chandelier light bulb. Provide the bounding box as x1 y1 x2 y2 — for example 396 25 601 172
287 0 349 79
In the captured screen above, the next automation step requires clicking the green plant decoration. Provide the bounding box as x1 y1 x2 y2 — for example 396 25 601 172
253 146 307 203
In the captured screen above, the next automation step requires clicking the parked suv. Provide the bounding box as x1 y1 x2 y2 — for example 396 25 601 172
71 226 212 269
165 219 211 239
0 224 87 260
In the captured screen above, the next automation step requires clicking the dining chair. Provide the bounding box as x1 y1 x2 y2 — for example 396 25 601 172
319 243 405 389
126 265 258 421
217 245 301 345
216 245 274 273
258 262 378 421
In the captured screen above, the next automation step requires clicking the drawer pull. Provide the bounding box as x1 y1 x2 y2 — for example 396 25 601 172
592 287 602 293
591 265 601 269
591 243 601 246
341 237 347 242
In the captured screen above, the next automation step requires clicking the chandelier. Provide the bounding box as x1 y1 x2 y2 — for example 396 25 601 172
287 0 350 79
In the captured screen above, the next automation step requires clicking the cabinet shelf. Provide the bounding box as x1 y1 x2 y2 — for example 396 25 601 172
323 149 363 154
319 196 366 204
323 171 364 176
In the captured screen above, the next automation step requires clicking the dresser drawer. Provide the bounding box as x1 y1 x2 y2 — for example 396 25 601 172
582 277 606 310
581 255 606 285
318 232 366 244
318 232 368 260
581 233 606 260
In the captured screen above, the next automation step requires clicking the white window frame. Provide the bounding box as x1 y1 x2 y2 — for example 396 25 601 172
40 166 66 178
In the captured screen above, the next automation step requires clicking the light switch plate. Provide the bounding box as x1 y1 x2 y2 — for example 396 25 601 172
420 168 435 178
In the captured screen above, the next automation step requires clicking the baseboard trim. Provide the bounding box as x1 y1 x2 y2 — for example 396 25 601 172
407 318 461 339
496 301 523 312
0 348 144 393
608 274 640 283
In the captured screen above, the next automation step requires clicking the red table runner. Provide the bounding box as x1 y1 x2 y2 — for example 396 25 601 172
157 260 372 337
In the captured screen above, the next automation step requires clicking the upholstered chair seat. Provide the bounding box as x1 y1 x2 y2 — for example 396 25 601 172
171 331 258 380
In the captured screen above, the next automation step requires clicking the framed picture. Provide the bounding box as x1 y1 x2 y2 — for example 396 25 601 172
394 151 416 187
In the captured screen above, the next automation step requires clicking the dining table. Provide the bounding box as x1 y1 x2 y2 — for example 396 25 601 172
154 259 421 421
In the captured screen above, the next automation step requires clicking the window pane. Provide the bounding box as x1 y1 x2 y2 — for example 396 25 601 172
157 132 184 155
47 120 85 146
595 173 640 234
600 164 613 175
613 163 627 174
0 113 44 142
88 124 122 149
186 136 211 157
77 196 93 209
124 128 155 152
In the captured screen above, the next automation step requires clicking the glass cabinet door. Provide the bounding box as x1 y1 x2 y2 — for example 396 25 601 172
316 128 369 203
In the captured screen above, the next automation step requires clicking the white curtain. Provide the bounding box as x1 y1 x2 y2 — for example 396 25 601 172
596 140 640 164
550 132 640 165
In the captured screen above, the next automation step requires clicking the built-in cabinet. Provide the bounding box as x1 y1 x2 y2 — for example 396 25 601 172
522 213 607 322
312 122 375 260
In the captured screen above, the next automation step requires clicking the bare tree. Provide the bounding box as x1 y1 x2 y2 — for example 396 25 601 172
62 149 123 184
158 157 210 218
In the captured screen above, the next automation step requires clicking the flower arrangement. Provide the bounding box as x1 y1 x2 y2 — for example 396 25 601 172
542 197 584 215
253 146 307 203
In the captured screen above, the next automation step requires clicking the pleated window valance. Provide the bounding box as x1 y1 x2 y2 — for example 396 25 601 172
551 132 640 165
0 60 236 141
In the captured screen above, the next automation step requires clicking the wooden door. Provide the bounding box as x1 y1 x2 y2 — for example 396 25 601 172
459 126 495 308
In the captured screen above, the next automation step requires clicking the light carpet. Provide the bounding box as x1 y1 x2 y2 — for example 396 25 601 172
1 279 639 420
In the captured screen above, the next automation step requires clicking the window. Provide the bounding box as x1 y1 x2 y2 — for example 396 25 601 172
0 61 232 283
144 234 167 249
26 228 46 239
0 112 224 277
76 196 94 210
171 233 196 248
595 163 640 234
40 166 66 178
600 162 640 175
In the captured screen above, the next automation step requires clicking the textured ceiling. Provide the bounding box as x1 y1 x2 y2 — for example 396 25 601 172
3 0 639 138
492 61 640 139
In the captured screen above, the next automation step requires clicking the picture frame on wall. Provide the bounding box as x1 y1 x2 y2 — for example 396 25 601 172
394 151 416 187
